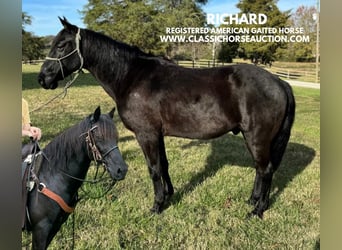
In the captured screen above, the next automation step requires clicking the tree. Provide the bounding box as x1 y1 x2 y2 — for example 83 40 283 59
22 12 45 62
22 32 45 63
283 5 317 62
217 41 239 63
218 0 290 65
239 0 290 65
80 0 207 56
22 12 32 31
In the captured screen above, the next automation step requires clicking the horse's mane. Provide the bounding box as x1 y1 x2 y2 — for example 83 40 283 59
82 28 176 69
83 29 148 60
42 113 118 170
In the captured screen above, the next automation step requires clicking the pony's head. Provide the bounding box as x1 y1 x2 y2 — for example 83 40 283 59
38 17 83 89
87 106 128 181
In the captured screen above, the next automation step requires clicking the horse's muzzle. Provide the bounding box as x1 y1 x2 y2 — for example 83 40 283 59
38 73 48 89
38 73 58 89
114 164 128 181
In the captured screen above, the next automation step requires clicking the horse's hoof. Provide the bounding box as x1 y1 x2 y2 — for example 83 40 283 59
246 210 263 220
164 192 173 202
150 204 163 214
247 197 259 206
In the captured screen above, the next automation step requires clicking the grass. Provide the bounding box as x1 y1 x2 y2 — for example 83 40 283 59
22 64 320 249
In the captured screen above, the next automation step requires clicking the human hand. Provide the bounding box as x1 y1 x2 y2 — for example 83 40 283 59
29 126 42 140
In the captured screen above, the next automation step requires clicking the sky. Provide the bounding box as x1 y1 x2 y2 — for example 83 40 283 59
22 0 319 37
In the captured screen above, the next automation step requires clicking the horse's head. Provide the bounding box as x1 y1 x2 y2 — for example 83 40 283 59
86 106 128 181
38 17 83 89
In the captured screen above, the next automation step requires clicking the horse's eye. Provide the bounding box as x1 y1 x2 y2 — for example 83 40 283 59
90 126 102 138
57 42 66 51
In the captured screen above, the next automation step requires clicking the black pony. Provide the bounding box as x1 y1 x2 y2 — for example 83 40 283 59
23 107 128 249
38 18 295 219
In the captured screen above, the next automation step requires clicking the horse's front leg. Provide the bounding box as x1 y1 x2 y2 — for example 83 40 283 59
136 133 166 213
158 134 174 198
31 219 52 250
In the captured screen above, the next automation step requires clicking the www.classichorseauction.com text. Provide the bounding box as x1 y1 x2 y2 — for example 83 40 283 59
160 13 310 43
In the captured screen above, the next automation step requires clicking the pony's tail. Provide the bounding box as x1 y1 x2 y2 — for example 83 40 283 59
270 80 296 169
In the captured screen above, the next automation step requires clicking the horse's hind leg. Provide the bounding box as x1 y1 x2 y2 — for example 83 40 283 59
249 161 275 218
243 131 274 218
248 170 262 206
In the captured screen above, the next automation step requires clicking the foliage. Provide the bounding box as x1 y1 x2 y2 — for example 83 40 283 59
80 0 207 56
217 40 239 63
279 5 318 62
22 32 46 62
218 2 319 64
22 12 32 30
237 0 290 64
22 12 45 62
22 63 319 249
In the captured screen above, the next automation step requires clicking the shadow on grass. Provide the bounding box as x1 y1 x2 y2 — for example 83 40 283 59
314 236 320 250
22 71 99 90
168 134 315 210
120 135 136 143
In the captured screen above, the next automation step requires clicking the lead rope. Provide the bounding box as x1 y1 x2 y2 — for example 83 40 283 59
72 211 75 250
29 71 82 113
30 28 84 114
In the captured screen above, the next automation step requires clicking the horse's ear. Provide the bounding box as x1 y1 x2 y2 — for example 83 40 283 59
108 107 116 119
91 106 101 123
58 16 78 33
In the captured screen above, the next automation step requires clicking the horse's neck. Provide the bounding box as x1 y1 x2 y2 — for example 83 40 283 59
82 32 143 100
41 134 91 195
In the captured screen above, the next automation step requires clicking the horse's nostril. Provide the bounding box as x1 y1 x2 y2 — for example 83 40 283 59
116 166 127 178
38 74 45 86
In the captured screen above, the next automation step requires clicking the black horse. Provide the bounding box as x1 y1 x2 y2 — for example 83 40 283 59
23 106 128 249
38 17 295 219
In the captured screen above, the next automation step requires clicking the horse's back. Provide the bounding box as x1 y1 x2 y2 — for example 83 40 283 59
231 64 289 96
119 62 291 140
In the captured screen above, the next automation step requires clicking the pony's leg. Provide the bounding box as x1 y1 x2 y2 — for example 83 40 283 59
31 219 52 250
136 133 166 213
159 135 174 197
30 204 68 250
45 217 68 248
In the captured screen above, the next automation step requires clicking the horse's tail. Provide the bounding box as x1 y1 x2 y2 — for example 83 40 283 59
270 79 296 169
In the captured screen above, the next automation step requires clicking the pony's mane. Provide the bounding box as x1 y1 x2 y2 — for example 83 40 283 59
42 113 118 170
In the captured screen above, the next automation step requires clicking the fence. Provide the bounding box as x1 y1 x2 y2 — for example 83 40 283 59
176 60 232 68
176 60 320 83
264 66 319 83
24 59 320 83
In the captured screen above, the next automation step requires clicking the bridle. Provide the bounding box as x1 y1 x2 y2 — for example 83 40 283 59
57 125 119 184
45 28 84 80
32 124 120 247
83 125 119 166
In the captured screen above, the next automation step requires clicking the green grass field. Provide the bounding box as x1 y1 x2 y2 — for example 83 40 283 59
22 64 320 249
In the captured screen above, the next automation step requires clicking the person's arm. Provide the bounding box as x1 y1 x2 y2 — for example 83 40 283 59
22 99 42 140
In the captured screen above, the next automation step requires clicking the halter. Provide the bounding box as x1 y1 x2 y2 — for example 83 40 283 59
30 28 84 114
45 28 84 80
